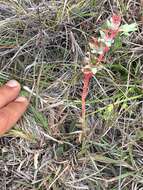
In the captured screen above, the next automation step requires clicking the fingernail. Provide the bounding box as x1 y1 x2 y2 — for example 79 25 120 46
15 96 28 102
6 80 19 88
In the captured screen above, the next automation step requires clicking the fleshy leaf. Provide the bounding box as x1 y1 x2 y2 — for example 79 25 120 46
106 20 113 28
91 47 104 55
100 31 106 39
89 42 96 49
99 38 114 47
105 40 113 47
120 23 137 36
91 67 98 74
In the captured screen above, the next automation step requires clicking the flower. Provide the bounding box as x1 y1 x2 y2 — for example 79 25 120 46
99 31 114 47
109 14 121 30
112 14 121 25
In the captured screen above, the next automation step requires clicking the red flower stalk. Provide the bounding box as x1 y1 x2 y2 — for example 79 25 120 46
82 71 93 124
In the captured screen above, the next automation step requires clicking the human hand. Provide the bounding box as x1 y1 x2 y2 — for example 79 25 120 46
0 80 29 135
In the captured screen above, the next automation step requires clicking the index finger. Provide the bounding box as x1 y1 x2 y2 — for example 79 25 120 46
0 97 29 135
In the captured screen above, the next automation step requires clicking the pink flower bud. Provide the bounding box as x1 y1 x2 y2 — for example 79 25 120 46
110 14 121 30
112 14 121 25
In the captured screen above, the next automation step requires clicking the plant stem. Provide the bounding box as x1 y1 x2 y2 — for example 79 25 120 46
81 71 93 136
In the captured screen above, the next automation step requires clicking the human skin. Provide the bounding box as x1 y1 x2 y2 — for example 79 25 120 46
0 80 29 135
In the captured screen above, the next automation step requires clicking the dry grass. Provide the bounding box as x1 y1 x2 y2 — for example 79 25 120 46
0 0 143 190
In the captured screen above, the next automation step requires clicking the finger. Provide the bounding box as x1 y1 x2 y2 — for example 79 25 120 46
0 80 21 108
0 97 29 135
